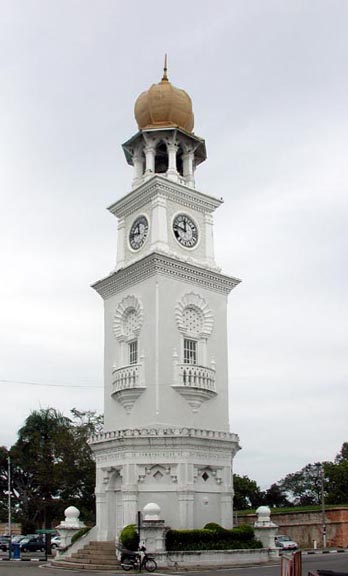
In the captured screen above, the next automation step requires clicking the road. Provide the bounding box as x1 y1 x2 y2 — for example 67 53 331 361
0 551 347 576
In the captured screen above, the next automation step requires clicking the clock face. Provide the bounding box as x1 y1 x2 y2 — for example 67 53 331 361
129 215 149 250
173 214 198 248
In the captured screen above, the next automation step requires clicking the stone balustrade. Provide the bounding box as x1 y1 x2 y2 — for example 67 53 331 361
112 364 141 392
90 427 239 444
177 363 216 391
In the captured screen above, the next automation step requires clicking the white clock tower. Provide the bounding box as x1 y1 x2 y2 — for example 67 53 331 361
91 63 241 540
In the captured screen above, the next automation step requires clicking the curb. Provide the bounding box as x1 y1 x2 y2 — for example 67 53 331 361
304 550 348 555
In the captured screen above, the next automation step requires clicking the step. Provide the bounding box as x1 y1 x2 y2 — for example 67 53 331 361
89 541 114 548
51 560 121 570
52 540 121 570
71 549 117 558
67 556 119 565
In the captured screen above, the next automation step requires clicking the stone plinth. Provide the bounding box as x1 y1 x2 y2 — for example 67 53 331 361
254 506 278 553
55 506 86 549
140 503 167 553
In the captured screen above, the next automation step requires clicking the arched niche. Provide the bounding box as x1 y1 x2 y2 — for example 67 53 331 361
154 141 168 174
176 145 184 176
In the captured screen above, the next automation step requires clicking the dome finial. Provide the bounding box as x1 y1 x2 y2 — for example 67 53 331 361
162 53 168 81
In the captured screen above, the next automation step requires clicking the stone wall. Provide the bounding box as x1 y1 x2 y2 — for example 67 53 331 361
0 523 21 535
152 548 276 568
237 507 348 548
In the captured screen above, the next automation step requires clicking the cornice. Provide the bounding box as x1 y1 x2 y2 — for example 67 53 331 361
107 175 223 219
91 253 241 299
89 426 240 454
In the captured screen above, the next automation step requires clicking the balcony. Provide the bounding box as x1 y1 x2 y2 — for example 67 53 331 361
172 364 217 413
111 364 145 413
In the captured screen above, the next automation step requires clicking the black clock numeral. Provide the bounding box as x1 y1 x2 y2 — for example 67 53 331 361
129 216 148 250
173 214 198 248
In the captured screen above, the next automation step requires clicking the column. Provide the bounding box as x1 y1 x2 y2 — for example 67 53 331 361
166 142 179 181
132 148 144 188
95 466 109 540
95 491 107 540
183 150 195 188
144 144 155 178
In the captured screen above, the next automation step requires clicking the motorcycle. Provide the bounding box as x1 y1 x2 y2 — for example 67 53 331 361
120 546 157 572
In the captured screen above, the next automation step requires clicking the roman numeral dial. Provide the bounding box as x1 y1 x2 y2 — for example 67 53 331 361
173 214 199 248
129 216 149 250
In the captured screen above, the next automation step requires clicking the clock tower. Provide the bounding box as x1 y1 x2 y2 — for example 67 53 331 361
91 63 241 540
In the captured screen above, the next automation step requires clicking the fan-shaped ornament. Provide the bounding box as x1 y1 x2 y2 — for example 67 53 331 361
113 295 144 341
175 293 214 337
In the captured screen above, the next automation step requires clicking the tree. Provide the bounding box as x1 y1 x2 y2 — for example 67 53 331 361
325 443 348 505
10 408 74 529
262 483 291 508
0 446 9 522
58 409 103 523
0 407 103 531
334 442 348 463
233 474 264 510
277 463 325 506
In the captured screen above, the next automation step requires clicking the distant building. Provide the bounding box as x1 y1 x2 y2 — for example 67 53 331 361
90 62 241 540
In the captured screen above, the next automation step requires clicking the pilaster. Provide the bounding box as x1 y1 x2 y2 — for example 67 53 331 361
122 491 138 527
205 213 215 266
220 494 233 528
116 217 126 269
178 492 194 529
151 195 169 252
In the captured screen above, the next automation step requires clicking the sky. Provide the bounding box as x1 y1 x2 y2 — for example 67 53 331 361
0 0 347 490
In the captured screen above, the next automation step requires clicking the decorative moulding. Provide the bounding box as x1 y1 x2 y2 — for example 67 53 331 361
107 175 223 219
172 385 217 413
89 426 240 445
175 292 214 337
92 253 241 300
113 295 144 341
111 386 146 414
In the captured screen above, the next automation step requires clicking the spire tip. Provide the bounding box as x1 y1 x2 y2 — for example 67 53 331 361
162 53 168 81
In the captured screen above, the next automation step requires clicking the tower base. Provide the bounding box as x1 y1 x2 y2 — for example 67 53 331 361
90 426 240 540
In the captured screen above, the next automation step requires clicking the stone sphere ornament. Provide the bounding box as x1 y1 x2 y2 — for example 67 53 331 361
143 502 161 521
63 506 81 527
256 506 271 522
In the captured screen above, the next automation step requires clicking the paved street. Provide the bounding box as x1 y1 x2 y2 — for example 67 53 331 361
0 552 347 576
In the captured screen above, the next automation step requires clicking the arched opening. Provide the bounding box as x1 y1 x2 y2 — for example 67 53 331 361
142 151 146 174
154 142 168 174
176 145 184 176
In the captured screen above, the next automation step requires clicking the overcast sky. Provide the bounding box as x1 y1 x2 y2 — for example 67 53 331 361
0 0 347 489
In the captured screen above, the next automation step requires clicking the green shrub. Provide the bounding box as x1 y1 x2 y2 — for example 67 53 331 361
230 524 255 541
119 524 139 551
165 524 262 551
204 522 228 533
71 526 91 545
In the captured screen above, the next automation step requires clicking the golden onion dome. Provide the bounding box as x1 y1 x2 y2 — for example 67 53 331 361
134 59 194 133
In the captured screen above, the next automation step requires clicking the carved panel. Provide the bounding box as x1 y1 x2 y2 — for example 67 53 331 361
113 295 144 341
175 292 214 337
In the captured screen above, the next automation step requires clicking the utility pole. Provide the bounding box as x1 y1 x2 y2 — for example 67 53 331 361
320 465 327 548
7 456 12 559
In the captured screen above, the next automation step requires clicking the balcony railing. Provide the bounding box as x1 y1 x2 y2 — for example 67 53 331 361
172 364 216 413
111 364 145 413
177 364 216 391
112 364 142 392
